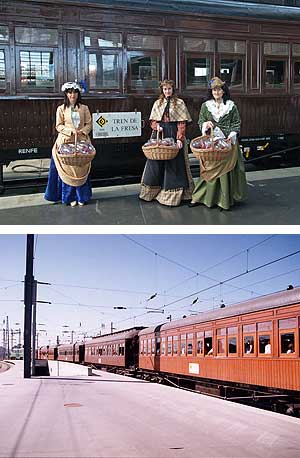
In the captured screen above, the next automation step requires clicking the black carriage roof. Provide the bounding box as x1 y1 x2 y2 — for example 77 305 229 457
139 287 300 335
58 0 300 20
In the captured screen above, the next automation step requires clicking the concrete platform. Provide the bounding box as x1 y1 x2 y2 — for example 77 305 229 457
0 168 300 225
0 361 300 458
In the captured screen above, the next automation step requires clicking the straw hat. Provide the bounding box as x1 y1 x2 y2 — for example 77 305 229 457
209 77 225 89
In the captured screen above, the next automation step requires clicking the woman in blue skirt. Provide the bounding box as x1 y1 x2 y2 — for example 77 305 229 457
44 82 93 207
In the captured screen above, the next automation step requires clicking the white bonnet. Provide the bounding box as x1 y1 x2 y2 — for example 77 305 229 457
61 82 81 92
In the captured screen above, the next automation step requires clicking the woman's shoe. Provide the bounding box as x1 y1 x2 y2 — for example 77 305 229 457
78 202 85 207
188 201 201 208
70 200 77 207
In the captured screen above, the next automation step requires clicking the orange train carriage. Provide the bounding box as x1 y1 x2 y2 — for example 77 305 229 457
139 287 300 399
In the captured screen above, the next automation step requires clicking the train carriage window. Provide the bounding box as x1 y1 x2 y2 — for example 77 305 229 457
185 56 211 90
84 32 122 48
88 52 120 90
243 325 255 355
151 338 156 355
167 336 172 355
0 26 9 42
257 321 272 331
218 40 245 89
127 35 162 50
227 326 237 355
148 338 151 355
140 340 144 354
180 334 186 355
292 46 300 86
15 27 58 45
263 43 288 91
279 318 296 355
217 338 225 355
196 331 204 356
293 61 300 85
128 53 160 90
217 328 226 355
187 333 193 355
18 49 55 91
220 58 243 89
0 50 5 90
264 42 289 56
155 338 160 356
259 335 271 355
243 336 254 355
204 330 213 356
173 335 178 355
280 333 295 354
161 337 166 355
279 318 296 329
127 34 162 91
183 38 213 89
228 337 237 354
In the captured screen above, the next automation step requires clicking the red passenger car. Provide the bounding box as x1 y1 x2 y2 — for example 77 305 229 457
85 327 144 369
139 288 300 398
57 343 76 363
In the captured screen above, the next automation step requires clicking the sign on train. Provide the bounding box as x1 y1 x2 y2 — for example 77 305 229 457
92 112 142 138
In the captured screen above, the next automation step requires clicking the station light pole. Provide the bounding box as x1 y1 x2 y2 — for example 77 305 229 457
24 235 34 378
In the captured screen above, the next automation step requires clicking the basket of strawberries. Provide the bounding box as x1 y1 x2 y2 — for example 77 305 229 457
142 130 179 161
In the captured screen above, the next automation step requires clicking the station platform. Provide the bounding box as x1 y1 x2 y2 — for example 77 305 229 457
1 360 300 458
0 167 300 225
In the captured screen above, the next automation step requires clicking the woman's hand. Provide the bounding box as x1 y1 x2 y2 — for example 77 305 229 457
204 121 214 132
202 121 214 135
156 123 163 132
176 139 183 149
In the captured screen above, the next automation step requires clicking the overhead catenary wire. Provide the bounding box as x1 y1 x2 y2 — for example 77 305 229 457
114 248 300 326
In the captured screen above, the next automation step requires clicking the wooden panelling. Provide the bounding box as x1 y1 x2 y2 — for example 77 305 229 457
65 31 79 83
169 18 250 34
158 357 300 391
80 11 165 27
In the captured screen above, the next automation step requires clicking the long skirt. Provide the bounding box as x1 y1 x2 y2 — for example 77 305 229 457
192 148 247 210
44 157 92 204
139 121 193 207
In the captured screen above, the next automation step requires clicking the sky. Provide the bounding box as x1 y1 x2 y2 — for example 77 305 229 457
1 233 300 347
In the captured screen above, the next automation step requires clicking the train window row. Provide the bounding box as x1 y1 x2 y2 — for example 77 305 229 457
140 317 299 358
86 343 125 357
1 24 300 94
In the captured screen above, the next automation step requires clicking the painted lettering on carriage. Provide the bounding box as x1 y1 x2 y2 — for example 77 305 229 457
92 111 141 138
18 147 38 155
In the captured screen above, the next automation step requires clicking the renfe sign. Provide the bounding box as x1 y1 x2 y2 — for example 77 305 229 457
92 111 142 139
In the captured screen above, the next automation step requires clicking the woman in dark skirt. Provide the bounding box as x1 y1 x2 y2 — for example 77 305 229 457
139 79 194 207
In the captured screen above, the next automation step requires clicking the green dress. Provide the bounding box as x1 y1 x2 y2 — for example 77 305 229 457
192 99 247 210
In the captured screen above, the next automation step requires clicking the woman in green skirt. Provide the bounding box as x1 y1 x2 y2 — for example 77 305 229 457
189 76 247 210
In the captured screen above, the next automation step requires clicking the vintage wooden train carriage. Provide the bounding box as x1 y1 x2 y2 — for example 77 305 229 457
57 343 76 362
84 327 143 369
139 287 300 396
2 1 300 191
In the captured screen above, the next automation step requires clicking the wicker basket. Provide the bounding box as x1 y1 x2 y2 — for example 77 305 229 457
142 130 179 161
190 134 232 161
58 139 96 166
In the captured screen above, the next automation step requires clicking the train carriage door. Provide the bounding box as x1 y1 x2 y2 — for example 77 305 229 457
154 324 164 372
79 344 85 364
